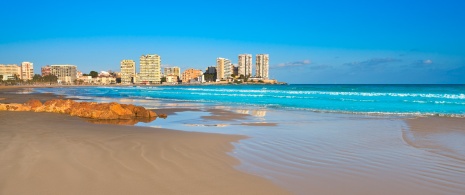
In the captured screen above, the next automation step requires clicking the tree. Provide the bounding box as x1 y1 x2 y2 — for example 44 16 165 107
161 76 167 83
89 71 98 78
43 75 58 84
0 75 3 81
33 74 42 82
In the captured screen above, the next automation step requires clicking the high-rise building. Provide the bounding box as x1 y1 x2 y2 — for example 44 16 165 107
164 66 181 78
120 59 136 84
216 57 232 80
255 54 269 79
181 69 203 83
238 54 252 77
41 65 51 76
51 65 77 83
0 64 21 80
139 54 161 84
21 61 34 80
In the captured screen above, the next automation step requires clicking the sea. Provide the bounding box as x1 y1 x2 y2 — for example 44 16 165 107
35 84 465 117
33 84 465 195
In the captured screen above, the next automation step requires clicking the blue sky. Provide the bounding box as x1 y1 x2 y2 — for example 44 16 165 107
1 0 464 84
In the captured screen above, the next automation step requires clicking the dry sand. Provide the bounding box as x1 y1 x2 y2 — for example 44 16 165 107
0 87 289 195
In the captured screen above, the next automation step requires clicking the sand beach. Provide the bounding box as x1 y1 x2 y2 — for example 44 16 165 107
0 86 289 195
1 86 465 195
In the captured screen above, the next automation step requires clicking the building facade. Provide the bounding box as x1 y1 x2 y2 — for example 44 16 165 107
21 62 34 80
51 65 77 84
216 57 231 81
139 54 161 84
238 54 252 77
120 59 136 84
41 65 51 76
164 66 181 78
0 64 21 80
181 68 203 83
255 54 269 79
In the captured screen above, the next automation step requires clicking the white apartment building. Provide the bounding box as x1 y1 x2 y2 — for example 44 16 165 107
255 54 269 79
51 65 77 84
238 54 252 77
120 59 136 84
21 62 34 80
139 54 161 84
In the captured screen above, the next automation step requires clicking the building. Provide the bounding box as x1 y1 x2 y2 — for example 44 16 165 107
164 75 179 84
216 57 232 81
0 64 21 80
233 65 238 77
120 59 136 84
93 76 116 85
50 65 77 84
255 54 269 79
181 68 203 83
205 66 216 74
21 62 34 80
238 54 252 77
139 54 161 84
41 65 51 76
164 66 181 78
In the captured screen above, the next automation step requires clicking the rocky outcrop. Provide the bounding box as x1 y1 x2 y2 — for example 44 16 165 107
0 99 162 121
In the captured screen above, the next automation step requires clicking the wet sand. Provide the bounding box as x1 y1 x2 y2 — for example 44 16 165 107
141 106 465 195
0 87 289 195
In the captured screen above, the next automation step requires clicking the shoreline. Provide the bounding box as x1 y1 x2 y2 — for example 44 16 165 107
2 86 465 194
0 87 290 194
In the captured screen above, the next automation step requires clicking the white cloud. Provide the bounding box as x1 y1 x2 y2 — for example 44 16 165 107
423 59 433 64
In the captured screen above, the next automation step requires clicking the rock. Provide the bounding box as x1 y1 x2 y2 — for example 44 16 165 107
24 99 43 110
0 103 31 111
1 98 163 122
158 113 167 119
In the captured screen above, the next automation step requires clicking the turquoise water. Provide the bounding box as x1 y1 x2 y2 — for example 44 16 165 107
35 84 465 117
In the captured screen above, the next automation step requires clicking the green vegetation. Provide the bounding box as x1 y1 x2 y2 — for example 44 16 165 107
203 73 216 82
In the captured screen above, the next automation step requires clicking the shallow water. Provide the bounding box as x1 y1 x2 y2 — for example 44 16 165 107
139 106 465 195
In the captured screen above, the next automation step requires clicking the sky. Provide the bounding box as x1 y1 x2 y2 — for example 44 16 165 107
1 0 464 84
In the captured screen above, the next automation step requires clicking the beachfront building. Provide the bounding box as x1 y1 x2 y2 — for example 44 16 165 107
41 65 51 76
255 54 269 79
0 64 21 80
238 54 252 77
181 68 203 84
216 57 232 81
205 66 216 74
164 66 181 78
120 59 136 84
93 75 116 85
139 54 161 84
21 62 34 80
50 65 77 84
164 75 179 85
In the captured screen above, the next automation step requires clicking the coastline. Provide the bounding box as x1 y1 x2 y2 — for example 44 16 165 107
0 87 290 195
2 85 465 195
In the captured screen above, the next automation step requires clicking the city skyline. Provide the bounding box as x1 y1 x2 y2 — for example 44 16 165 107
1 0 464 84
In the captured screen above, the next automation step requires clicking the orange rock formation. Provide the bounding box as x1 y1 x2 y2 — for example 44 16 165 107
0 99 159 120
